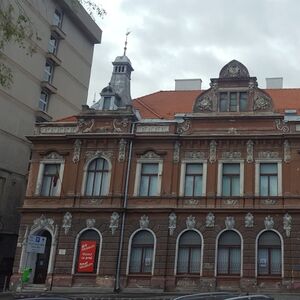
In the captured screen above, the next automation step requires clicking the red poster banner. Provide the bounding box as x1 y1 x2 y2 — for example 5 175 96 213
77 240 97 273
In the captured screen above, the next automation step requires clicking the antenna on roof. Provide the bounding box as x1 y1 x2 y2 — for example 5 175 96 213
123 30 131 56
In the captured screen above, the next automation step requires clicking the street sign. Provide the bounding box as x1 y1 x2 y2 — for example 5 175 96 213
26 235 47 254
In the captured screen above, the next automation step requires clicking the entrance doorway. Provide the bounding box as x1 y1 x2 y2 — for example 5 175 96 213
33 230 52 284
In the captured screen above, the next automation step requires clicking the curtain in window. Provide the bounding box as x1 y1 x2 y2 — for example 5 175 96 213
184 164 203 196
41 164 60 196
139 163 159 196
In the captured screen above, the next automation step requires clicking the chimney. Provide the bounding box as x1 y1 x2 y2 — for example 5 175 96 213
266 77 283 89
175 79 202 91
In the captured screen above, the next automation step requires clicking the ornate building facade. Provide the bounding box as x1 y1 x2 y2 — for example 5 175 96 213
11 58 300 293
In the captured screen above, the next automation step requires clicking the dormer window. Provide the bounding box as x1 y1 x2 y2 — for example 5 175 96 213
103 97 111 110
219 91 248 112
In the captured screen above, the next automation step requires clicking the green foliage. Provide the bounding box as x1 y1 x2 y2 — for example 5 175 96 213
74 0 106 19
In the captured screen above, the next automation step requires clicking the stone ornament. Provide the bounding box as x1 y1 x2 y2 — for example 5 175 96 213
186 215 196 229
196 95 213 112
141 151 161 160
177 120 191 134
284 140 291 163
32 215 54 232
258 151 279 159
85 150 113 161
228 128 238 135
168 213 177 236
209 140 217 163
72 139 82 163
62 212 72 234
118 139 127 162
184 151 206 160
221 151 241 160
185 199 199 206
253 96 271 111
262 199 277 205
264 216 274 230
225 216 235 229
283 213 292 237
245 213 254 228
246 140 254 163
45 152 63 160
173 141 180 163
219 60 250 79
77 118 95 133
86 218 96 228
275 119 290 133
206 213 215 228
109 212 120 235
113 118 129 133
139 215 149 229
223 199 238 206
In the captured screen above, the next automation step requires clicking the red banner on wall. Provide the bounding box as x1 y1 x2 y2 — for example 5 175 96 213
77 240 97 273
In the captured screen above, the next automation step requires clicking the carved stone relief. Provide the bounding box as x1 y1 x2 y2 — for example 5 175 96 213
209 140 217 163
223 199 238 206
221 151 241 160
275 119 290 133
283 213 292 237
168 213 176 236
225 216 235 229
141 151 161 160
206 213 215 228
219 60 250 78
109 212 120 235
258 151 279 159
184 199 199 206
195 95 213 112
118 139 127 162
45 152 63 160
245 213 254 228
246 140 254 163
253 96 271 111
284 140 291 163
264 216 274 230
72 139 82 163
32 215 54 232
139 215 149 229
86 218 96 228
186 215 196 229
77 118 95 133
177 120 191 134
62 212 72 234
262 199 277 205
85 150 113 161
184 151 206 160
173 141 180 163
228 128 238 135
113 118 129 133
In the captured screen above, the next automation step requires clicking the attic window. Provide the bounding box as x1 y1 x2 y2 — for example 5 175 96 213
219 92 248 112
103 97 111 110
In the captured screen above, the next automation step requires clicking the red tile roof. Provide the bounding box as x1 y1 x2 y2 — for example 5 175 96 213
133 89 300 119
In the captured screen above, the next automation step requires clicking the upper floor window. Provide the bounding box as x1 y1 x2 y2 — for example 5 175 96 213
102 97 111 110
40 164 60 196
184 163 203 197
43 61 54 83
39 90 49 112
139 163 159 196
222 163 240 196
48 34 59 54
259 163 278 196
177 230 202 274
85 158 109 196
53 9 63 27
219 92 248 112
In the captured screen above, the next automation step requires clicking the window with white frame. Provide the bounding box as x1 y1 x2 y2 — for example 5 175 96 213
257 231 281 276
129 230 154 274
43 61 54 83
39 90 49 112
177 230 202 274
217 230 241 275
35 152 65 197
218 161 244 197
53 8 63 27
85 158 109 196
255 161 282 197
48 34 59 54
184 163 203 197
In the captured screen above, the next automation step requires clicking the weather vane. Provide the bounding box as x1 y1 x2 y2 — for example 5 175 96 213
123 30 131 56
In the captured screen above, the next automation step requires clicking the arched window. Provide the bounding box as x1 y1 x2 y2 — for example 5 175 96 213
177 230 202 274
76 229 100 274
129 230 154 274
217 230 241 275
85 158 109 196
257 231 281 276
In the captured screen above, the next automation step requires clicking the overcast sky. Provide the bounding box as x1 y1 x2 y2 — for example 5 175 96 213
87 0 300 105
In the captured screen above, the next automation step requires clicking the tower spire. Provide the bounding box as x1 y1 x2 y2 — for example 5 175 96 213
123 31 131 56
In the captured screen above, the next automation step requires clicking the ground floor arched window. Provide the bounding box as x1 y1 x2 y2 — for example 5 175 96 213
217 230 241 275
177 230 202 274
129 230 154 274
76 229 100 274
257 231 281 276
